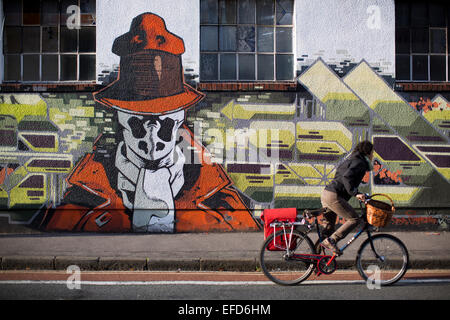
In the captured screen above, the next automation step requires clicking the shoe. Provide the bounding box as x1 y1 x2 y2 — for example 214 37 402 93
321 238 342 256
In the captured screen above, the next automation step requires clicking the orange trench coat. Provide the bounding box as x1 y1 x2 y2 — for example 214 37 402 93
35 127 260 233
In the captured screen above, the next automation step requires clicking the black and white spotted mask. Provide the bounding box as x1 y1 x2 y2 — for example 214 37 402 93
117 110 185 161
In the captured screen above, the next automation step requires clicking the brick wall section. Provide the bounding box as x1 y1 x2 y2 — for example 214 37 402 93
0 83 101 92
197 82 298 91
397 82 450 92
3 81 449 92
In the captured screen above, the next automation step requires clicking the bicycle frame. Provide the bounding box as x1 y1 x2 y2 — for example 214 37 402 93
268 200 384 275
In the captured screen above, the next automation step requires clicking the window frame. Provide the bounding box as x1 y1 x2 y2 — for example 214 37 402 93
395 0 449 83
199 0 295 83
2 0 96 84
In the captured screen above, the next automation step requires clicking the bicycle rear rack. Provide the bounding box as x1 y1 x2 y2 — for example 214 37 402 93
268 213 312 252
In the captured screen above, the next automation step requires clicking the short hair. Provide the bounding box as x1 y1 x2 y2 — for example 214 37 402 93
353 141 373 157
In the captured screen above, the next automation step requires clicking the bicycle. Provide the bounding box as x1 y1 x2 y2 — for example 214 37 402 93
259 194 409 286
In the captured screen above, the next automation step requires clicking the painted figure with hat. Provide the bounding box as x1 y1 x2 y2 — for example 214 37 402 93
33 13 260 233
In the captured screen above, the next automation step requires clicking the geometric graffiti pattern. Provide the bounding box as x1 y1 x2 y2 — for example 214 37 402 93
0 59 449 226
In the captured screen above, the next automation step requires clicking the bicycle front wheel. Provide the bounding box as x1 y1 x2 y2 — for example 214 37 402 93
259 230 315 286
356 234 409 286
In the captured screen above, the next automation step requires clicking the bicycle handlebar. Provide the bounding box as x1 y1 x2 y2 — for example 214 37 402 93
357 193 372 204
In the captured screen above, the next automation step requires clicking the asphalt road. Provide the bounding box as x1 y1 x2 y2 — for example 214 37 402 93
1 270 449 301
1 280 450 300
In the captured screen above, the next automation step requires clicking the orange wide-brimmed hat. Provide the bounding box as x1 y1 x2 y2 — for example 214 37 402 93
94 12 204 115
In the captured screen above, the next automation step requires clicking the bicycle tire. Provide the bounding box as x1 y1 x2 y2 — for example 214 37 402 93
259 230 316 286
356 233 409 286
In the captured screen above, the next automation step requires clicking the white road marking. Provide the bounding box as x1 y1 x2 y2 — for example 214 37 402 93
0 279 449 286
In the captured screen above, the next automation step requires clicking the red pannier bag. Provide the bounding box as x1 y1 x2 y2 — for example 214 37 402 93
260 208 298 251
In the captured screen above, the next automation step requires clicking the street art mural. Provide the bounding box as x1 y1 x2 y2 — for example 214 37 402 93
192 59 450 217
0 13 259 233
0 13 449 233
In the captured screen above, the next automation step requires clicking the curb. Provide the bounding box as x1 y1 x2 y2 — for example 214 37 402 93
1 256 449 271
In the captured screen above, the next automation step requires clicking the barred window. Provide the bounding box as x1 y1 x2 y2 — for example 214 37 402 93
200 0 294 81
3 0 96 82
395 0 448 82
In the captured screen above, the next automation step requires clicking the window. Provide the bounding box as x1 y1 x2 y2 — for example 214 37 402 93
3 0 96 82
395 0 448 82
200 0 294 81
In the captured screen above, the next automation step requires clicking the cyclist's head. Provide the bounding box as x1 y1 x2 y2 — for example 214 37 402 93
354 140 374 158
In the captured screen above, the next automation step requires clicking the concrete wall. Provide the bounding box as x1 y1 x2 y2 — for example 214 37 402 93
0 1 449 233
296 0 395 79
0 0 4 82
96 0 200 85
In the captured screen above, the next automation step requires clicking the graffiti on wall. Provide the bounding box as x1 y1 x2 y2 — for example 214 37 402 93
0 13 449 233
0 13 259 233
189 58 450 215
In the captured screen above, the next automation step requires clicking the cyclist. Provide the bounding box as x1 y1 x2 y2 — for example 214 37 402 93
320 140 374 255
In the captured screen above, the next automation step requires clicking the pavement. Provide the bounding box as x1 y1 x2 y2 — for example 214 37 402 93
0 230 449 271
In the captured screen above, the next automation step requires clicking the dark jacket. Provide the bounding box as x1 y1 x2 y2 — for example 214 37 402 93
325 152 370 201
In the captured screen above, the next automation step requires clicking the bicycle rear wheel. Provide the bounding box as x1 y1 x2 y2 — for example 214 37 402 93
259 230 315 286
356 234 409 286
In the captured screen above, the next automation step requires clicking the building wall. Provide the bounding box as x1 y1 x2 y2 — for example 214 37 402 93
296 0 395 80
0 1 449 233
0 0 4 82
96 0 200 85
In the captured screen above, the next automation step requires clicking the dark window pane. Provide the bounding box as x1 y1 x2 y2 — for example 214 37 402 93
200 26 218 51
79 55 96 80
395 1 409 27
4 0 22 26
257 27 274 52
396 28 410 54
238 0 255 24
3 27 22 53
429 2 446 27
276 0 293 25
219 26 236 51
42 55 59 81
23 55 40 81
60 27 78 52
22 27 40 53
79 27 96 52
410 3 428 27
239 54 255 80
80 0 96 14
80 0 96 25
276 27 292 52
257 0 275 25
411 28 429 53
276 54 293 80
396 55 411 80
200 54 218 80
200 0 219 24
219 0 236 24
23 0 41 25
42 0 60 25
412 55 428 81
237 26 255 52
430 55 446 81
42 27 59 52
60 0 78 25
220 54 236 80
430 29 446 53
257 54 273 80
4 55 21 81
61 55 77 80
